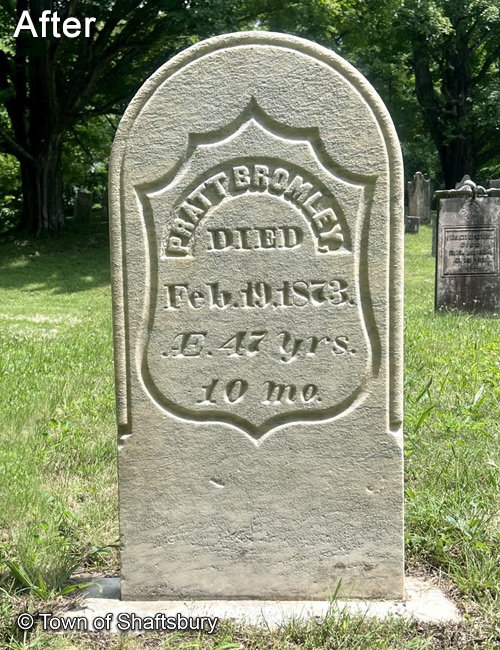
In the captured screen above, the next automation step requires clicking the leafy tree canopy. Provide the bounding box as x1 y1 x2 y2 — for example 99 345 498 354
2 0 500 236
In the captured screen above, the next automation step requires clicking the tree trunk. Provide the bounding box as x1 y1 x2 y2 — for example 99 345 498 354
412 21 474 189
439 135 474 190
19 133 65 236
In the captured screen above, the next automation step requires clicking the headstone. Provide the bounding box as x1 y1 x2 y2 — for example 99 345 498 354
407 172 431 224
435 180 500 313
405 216 420 234
455 174 471 189
431 209 438 257
109 32 404 601
488 179 500 189
102 188 109 219
73 190 93 223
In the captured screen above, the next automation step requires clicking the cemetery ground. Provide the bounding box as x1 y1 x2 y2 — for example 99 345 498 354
0 222 499 649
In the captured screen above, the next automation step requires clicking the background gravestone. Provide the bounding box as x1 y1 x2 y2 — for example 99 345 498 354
488 179 500 189
405 215 420 234
455 174 471 189
73 190 93 223
407 171 431 224
102 188 109 219
110 31 404 601
432 208 438 257
435 182 500 313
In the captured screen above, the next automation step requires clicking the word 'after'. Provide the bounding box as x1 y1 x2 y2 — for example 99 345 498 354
14 11 96 38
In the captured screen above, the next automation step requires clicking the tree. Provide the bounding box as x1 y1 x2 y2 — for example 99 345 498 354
403 0 500 187
0 0 206 235
313 0 500 188
3 0 499 235
253 0 500 187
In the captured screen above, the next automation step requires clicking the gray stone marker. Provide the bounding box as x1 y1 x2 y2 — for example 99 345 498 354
405 215 420 234
109 31 404 601
431 210 438 257
102 188 109 219
455 174 471 189
407 171 431 224
73 190 93 223
435 180 500 313
489 178 500 189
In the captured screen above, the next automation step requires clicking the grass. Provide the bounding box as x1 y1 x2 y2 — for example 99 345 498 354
0 221 499 648
404 228 500 617
0 223 118 597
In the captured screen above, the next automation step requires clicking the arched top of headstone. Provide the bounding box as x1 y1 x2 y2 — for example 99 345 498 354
436 178 499 198
111 31 402 186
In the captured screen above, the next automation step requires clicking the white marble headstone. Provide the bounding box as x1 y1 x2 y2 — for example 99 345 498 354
110 31 404 600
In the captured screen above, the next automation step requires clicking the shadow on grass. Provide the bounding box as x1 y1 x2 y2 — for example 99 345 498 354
0 220 111 294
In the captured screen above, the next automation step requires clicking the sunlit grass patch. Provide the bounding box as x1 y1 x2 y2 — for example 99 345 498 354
0 224 118 610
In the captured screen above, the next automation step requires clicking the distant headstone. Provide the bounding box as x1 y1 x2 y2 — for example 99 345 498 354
110 32 404 601
73 190 93 223
431 210 438 257
407 172 431 224
435 181 500 313
489 179 500 189
405 216 420 234
102 188 109 219
455 174 471 189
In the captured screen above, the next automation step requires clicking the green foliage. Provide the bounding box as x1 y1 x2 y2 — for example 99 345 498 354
62 116 115 215
0 152 21 233
0 0 249 234
397 0 500 184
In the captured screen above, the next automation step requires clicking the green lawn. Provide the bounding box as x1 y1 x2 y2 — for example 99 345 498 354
0 222 499 649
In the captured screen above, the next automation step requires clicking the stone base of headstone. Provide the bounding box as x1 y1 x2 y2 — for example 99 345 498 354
62 576 461 631
405 216 420 234
74 190 93 223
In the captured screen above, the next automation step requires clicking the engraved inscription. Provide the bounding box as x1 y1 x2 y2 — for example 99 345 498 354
207 225 303 251
443 227 498 275
165 162 345 257
163 279 351 310
196 378 321 406
138 108 376 438
162 330 354 362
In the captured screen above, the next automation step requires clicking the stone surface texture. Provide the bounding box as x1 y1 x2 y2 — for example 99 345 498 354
432 212 438 257
64 577 461 631
435 183 500 313
407 172 431 223
109 31 404 601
